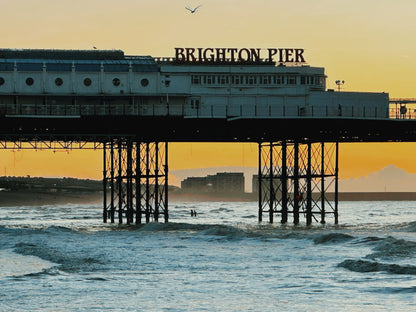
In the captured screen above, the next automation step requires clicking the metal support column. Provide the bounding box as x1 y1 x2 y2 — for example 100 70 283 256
293 142 300 225
334 142 339 224
306 142 312 226
258 141 339 225
269 142 274 223
320 142 326 224
281 141 288 224
258 143 263 222
102 140 169 224
103 144 107 223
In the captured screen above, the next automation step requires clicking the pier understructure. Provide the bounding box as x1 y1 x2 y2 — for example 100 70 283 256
258 141 338 225
103 140 168 224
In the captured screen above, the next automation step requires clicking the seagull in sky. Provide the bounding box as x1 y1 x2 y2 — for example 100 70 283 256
185 5 202 13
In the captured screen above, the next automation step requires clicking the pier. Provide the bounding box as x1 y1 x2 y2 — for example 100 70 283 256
1 48 416 225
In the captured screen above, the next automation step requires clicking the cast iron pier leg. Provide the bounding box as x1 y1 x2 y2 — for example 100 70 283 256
102 140 168 224
258 141 339 225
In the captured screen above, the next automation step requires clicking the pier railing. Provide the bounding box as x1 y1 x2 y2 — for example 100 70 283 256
0 102 403 120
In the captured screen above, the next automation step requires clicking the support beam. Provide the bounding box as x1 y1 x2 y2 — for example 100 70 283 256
281 141 288 224
102 140 168 224
293 142 300 225
306 142 312 226
258 141 339 225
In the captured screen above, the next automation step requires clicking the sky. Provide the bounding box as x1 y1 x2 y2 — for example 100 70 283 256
1 0 416 188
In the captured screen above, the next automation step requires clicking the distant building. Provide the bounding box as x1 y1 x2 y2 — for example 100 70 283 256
252 174 283 199
252 175 259 194
180 177 208 193
181 172 245 194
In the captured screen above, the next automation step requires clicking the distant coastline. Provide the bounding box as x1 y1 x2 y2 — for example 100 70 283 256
170 192 416 202
2 176 416 207
0 190 102 207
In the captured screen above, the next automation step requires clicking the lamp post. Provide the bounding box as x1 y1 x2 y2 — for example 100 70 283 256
335 80 345 92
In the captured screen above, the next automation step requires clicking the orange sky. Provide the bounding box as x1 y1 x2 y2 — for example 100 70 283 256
1 0 416 183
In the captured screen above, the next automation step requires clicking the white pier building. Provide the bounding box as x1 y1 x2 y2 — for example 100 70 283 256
0 48 388 119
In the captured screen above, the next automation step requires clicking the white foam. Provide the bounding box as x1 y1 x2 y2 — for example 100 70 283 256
0 249 56 277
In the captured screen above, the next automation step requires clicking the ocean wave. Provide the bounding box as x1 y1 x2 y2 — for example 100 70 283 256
368 286 416 294
0 249 58 278
106 222 363 243
400 221 416 232
365 236 416 260
12 266 61 279
312 233 355 244
338 259 416 275
13 242 104 273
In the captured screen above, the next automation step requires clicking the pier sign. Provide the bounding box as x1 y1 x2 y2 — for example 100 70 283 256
174 47 306 64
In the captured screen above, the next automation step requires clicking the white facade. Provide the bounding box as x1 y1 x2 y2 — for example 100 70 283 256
0 50 389 119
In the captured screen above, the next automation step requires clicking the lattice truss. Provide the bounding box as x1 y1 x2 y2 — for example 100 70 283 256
258 141 339 225
103 140 168 224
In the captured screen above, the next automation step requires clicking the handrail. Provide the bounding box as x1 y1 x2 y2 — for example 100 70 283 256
0 102 398 119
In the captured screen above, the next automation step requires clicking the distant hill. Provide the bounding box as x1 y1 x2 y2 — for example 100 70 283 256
339 164 416 192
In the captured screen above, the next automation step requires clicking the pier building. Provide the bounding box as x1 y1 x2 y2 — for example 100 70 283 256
0 47 410 225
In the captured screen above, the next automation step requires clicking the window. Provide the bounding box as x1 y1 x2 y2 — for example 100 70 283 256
25 77 34 86
287 76 297 85
300 76 306 85
190 98 200 109
141 78 149 87
316 77 325 86
232 75 242 85
75 64 100 72
55 78 63 86
0 77 4 86
274 76 285 84
219 75 229 85
18 63 43 72
112 78 121 86
0 63 14 71
47 63 72 72
104 64 129 72
203 75 215 84
84 78 92 86
191 75 200 84
301 76 315 85
246 76 256 85
260 76 271 84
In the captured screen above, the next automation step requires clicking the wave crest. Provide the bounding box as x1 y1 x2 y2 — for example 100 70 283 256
313 233 354 244
13 242 103 273
366 236 416 260
338 259 416 275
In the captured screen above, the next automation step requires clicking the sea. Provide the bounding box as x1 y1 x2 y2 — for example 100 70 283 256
0 200 416 312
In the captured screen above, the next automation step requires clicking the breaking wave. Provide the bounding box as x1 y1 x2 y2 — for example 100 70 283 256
312 233 355 244
338 259 416 275
13 242 104 273
366 236 416 260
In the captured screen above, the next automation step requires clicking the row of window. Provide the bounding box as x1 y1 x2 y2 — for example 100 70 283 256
191 75 325 86
0 62 157 73
0 77 150 87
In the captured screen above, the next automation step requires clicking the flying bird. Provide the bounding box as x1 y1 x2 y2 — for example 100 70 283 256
185 5 202 13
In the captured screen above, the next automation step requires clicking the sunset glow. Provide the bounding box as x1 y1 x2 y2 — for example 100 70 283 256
1 0 416 185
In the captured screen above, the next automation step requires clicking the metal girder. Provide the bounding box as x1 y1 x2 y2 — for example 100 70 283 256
258 141 339 225
103 140 168 224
